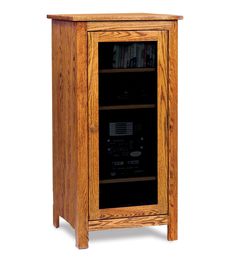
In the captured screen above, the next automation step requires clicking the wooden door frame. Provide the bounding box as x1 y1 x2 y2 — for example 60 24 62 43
88 30 168 220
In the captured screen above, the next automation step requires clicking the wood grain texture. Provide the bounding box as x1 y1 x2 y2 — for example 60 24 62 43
88 30 168 220
88 32 99 221
87 21 174 32
89 215 168 231
157 31 169 214
95 30 166 42
167 22 178 241
51 21 89 249
53 204 59 228
50 17 181 247
52 21 78 229
98 205 166 219
47 13 183 22
52 21 60 229
75 22 89 249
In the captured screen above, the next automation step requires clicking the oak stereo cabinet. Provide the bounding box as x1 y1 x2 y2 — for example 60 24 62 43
47 13 183 249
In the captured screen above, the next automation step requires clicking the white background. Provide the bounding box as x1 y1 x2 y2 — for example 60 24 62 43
0 0 236 265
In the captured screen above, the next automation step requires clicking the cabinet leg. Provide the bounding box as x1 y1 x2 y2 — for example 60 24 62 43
75 228 88 249
167 221 177 240
53 204 59 228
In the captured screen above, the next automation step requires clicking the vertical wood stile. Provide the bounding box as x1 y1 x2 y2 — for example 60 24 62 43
157 31 168 214
168 22 178 240
75 22 89 249
88 32 100 220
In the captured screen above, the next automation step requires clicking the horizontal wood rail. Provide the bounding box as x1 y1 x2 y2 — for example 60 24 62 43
89 214 168 231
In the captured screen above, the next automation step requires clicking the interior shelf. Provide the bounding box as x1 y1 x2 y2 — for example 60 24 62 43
100 176 156 184
99 104 156 110
99 68 156 74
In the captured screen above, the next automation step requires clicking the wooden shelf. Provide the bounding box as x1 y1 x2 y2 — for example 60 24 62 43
99 104 156 110
99 68 156 74
100 176 156 184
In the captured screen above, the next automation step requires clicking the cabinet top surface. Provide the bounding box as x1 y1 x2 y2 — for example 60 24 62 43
47 13 183 22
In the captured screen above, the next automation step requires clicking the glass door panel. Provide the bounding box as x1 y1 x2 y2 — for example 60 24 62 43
98 42 158 209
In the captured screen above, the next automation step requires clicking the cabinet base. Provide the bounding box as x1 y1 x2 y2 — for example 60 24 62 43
88 214 168 231
54 214 177 249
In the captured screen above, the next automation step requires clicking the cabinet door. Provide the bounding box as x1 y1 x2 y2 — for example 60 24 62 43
88 31 168 220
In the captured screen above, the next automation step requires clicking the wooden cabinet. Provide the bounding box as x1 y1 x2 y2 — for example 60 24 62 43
47 13 183 249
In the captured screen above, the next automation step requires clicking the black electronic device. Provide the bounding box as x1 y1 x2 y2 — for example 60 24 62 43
99 109 157 180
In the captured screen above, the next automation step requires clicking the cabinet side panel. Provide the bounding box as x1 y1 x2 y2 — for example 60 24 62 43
168 22 178 240
52 21 77 227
